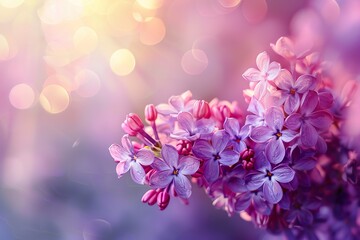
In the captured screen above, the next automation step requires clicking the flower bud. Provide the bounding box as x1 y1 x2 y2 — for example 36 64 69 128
122 113 144 135
193 100 211 119
145 104 158 122
142 189 159 206
157 191 170 210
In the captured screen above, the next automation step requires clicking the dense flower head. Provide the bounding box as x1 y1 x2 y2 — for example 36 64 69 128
109 36 360 238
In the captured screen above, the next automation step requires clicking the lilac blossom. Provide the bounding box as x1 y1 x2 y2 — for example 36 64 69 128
156 90 195 117
235 191 273 216
245 97 266 127
250 107 297 164
285 90 333 148
245 153 295 204
285 194 321 225
149 144 200 199
109 135 154 184
274 69 317 114
170 111 214 141
223 118 250 153
192 130 239 183
242 51 281 99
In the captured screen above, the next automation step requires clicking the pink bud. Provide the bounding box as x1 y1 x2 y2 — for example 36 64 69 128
141 189 158 204
157 191 170 210
122 113 144 135
193 100 211 119
145 104 158 122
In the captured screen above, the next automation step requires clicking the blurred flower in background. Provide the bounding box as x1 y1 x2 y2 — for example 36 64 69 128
0 0 359 239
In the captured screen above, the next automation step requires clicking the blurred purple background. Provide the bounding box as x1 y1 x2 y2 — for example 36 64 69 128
0 0 359 239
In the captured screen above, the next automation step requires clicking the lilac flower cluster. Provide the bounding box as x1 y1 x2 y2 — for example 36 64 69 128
109 36 360 238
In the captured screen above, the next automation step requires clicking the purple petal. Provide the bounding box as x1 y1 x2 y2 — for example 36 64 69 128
256 51 270 71
178 156 200 175
149 170 173 188
246 115 265 127
203 160 220 183
169 95 184 112
284 94 300 114
130 162 146 184
308 111 333 130
274 69 293 90
247 97 265 115
265 107 284 131
265 139 285 164
195 118 215 135
263 180 283 204
243 68 262 82
267 62 281 80
272 165 295 183
293 157 317 171
161 144 179 168
253 193 273 215
250 126 273 143
151 157 171 171
286 209 299 223
228 177 247 192
235 192 251 211
219 149 239 166
301 123 318 147
285 113 302 130
294 75 317 93
136 149 154 166
281 129 297 142
156 103 176 115
121 135 134 154
223 118 240 138
212 130 229 153
300 90 318 115
192 140 214 160
246 172 266 191
254 81 267 99
254 151 271 171
316 136 327 154
116 161 130 177
177 112 195 132
109 144 129 162
173 174 192 198
318 91 333 109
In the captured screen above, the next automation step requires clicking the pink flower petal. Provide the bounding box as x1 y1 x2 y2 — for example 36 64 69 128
256 51 270 72
284 93 300 114
169 95 184 112
300 90 318 115
267 62 281 80
109 144 128 162
242 68 263 82
177 112 195 132
274 69 293 90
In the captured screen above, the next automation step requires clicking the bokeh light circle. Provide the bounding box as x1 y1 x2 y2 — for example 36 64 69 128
0 0 24 8
181 49 209 75
218 0 241 8
74 69 101 98
73 26 98 54
110 49 136 76
9 84 35 110
139 17 166 46
136 0 163 10
39 84 70 114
